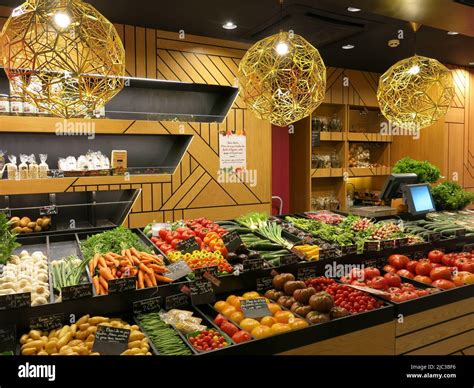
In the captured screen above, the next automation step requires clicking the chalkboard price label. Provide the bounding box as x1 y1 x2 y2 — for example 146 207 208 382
165 260 192 281
0 325 16 353
240 298 271 319
364 241 380 252
280 254 299 266
256 277 273 292
92 326 130 355
177 237 200 254
396 238 409 248
381 240 396 250
62 283 93 301
297 266 317 280
428 232 441 242
223 231 244 253
108 277 137 293
133 296 162 315
190 280 215 305
342 245 358 255
29 313 65 331
0 292 31 311
165 293 190 310
243 258 264 271
39 205 58 216
193 266 218 281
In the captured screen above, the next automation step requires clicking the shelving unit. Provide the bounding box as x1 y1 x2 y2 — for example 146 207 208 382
289 103 393 213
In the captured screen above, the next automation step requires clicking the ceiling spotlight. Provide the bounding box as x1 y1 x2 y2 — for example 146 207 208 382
223 21 237 30
469 62 474 66
347 7 361 12
275 41 289 55
447 31 459 35
342 44 355 49
53 11 71 28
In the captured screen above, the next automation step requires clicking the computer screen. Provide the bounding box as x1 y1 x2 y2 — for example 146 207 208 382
404 184 436 215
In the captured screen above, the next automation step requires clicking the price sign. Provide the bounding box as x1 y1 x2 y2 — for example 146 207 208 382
381 240 396 250
240 298 271 319
319 249 333 260
193 266 218 281
364 241 380 252
463 243 474 253
165 260 192 281
177 237 200 254
165 293 190 310
428 232 441 242
108 277 136 293
291 247 306 260
280 254 299 266
223 231 244 253
39 205 58 216
190 280 215 305
342 245 358 255
297 266 317 281
243 258 264 271
49 169 65 178
312 130 321 147
0 325 16 353
396 238 409 247
133 296 162 315
454 229 466 237
62 283 93 301
92 326 130 355
0 292 31 310
256 277 273 293
29 313 65 331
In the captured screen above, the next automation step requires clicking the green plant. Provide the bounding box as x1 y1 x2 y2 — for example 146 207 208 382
392 157 441 184
0 213 20 264
432 181 474 211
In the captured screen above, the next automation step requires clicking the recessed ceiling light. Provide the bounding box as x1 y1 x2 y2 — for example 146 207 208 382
447 31 459 35
223 21 237 30
342 44 355 50
347 7 361 12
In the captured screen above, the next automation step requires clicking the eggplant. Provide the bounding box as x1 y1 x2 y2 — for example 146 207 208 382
248 251 261 260
226 252 239 264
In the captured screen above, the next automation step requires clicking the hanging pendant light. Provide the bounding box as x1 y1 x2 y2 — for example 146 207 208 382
237 1 326 127
1 0 125 118
377 23 454 130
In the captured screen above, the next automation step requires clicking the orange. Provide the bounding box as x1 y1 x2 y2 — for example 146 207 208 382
289 318 309 330
226 295 239 305
260 316 277 327
267 303 282 315
251 325 272 339
214 301 229 312
229 311 244 324
242 291 260 299
274 310 294 324
239 318 260 332
271 323 292 335
221 305 237 318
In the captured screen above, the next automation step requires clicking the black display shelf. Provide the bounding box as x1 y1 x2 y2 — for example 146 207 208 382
0 69 239 123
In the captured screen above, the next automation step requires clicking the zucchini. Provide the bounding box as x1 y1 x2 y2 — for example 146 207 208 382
248 242 283 251
223 226 253 234
215 220 238 226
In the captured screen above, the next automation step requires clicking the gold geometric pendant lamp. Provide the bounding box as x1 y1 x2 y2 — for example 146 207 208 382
1 0 126 118
377 23 454 130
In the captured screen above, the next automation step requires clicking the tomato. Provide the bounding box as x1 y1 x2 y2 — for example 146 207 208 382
416 289 428 297
368 276 388 290
158 229 169 240
414 275 432 285
403 291 419 300
441 254 454 266
427 250 444 263
397 269 414 279
213 313 227 326
458 259 474 273
232 330 252 343
388 254 409 270
387 287 400 294
390 293 407 302
430 263 442 269
170 238 181 249
383 265 396 274
429 266 452 281
383 273 401 287
415 261 433 276
349 268 365 281
220 321 239 336
406 260 419 274
432 279 456 289
363 267 380 280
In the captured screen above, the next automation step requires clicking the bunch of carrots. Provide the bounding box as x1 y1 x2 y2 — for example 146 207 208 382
89 247 173 295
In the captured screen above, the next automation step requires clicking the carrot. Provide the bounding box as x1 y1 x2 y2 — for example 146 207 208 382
111 268 117 277
149 264 168 273
137 270 145 289
129 247 140 257
154 274 173 283
149 271 157 286
143 273 154 288
139 262 154 276
130 267 138 276
99 267 114 281
99 276 109 293
98 256 107 268
108 252 122 259
105 254 119 267
92 276 100 294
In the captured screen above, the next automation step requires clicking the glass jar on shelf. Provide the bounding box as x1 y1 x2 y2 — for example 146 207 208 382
329 114 342 132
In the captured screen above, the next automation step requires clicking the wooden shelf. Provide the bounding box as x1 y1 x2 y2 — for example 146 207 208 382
348 133 392 142
347 166 391 177
319 132 345 141
311 168 344 178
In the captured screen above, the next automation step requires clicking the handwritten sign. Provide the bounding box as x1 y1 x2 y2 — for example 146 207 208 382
177 237 200 254
240 298 271 319
0 325 16 353
165 260 192 281
280 254 299 266
243 258 264 271
133 296 162 315
364 241 380 252
108 277 136 293
256 277 273 293
29 313 65 331
297 266 317 280
190 280 215 305
62 283 93 301
92 326 130 355
165 293 190 310
0 292 31 310
223 231 244 253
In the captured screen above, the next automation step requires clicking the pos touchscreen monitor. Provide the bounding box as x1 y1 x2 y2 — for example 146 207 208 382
403 183 436 215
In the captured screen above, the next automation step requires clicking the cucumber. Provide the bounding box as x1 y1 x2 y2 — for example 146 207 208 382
215 220 238 226
248 242 283 251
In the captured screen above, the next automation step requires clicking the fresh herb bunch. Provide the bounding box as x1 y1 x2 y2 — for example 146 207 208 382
392 157 441 184
432 181 474 211
80 226 151 260
0 213 20 264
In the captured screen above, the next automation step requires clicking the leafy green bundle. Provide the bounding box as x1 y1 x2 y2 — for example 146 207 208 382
392 157 441 184
0 213 20 264
432 182 474 211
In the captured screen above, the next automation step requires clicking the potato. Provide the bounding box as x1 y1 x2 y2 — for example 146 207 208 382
78 323 90 331
11 226 22 234
70 324 77 335
56 332 72 348
34 226 42 233
36 218 43 227
86 326 97 336
75 331 88 340
121 348 141 355
21 347 38 356
58 325 70 338
85 341 94 350
127 340 142 349
89 316 108 325
41 218 51 228
59 345 72 355
40 336 48 344
20 334 29 344
77 346 89 356
68 339 82 347
45 341 58 355
86 334 95 342
29 330 42 340
21 340 43 351
37 350 48 356
76 315 89 326
130 325 140 331
20 217 31 227
129 331 145 342
10 216 20 223
22 227 33 233
48 329 58 339
27 222 36 229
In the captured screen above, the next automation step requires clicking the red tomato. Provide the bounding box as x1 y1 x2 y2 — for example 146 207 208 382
349 268 365 281
406 260 419 274
387 287 401 294
457 259 474 273
363 267 380 280
158 229 169 240
432 279 456 289
429 266 452 281
369 276 388 290
231 331 252 344
430 263 442 269
416 289 428 297
170 238 181 249
383 265 396 273
403 291 419 300
213 314 227 327
166 231 178 243
441 254 454 266
390 293 407 303
414 275 432 285
388 254 409 270
427 250 444 263
384 273 401 287
397 269 414 279
415 261 433 276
